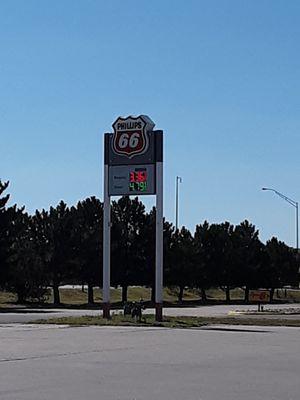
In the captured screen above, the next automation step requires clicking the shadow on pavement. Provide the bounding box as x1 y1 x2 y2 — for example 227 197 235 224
0 308 57 314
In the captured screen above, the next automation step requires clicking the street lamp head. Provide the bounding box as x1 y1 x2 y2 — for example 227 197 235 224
261 187 298 251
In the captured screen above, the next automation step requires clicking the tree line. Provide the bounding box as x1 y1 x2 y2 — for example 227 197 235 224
0 180 298 304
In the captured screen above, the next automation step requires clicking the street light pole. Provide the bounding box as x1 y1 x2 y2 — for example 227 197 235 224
262 187 299 251
175 176 182 231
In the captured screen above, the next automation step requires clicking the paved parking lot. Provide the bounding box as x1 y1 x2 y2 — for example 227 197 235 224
0 323 299 400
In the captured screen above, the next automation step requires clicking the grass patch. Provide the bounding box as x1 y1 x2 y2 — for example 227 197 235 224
33 313 300 329
0 291 17 307
1 286 300 308
44 287 200 306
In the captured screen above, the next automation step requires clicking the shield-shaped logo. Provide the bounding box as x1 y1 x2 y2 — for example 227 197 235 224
112 115 155 159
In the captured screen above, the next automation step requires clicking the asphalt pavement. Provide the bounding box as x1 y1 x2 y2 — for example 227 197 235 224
0 323 299 400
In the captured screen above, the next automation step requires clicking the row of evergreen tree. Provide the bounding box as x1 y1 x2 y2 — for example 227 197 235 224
0 181 298 304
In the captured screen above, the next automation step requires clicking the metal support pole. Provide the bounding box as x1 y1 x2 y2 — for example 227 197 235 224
155 161 163 322
296 202 299 252
175 177 179 231
175 176 182 231
103 163 111 319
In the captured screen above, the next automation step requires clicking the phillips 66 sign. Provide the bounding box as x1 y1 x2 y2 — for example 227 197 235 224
103 114 164 321
112 115 155 158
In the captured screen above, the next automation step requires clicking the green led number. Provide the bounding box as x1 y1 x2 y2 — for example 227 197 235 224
139 181 147 191
129 180 147 192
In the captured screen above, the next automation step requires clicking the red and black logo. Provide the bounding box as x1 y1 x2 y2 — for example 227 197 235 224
112 116 152 158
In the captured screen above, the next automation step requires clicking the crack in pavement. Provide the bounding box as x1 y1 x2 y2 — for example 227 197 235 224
0 346 137 364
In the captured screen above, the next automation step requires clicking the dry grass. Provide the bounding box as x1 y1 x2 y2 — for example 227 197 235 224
1 286 299 307
0 291 16 306
45 286 200 305
33 313 300 328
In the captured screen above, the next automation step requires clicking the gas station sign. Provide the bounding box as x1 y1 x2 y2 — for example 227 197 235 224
112 115 153 158
103 115 164 322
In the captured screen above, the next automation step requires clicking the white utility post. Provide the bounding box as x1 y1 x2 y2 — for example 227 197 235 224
102 163 111 319
155 161 163 321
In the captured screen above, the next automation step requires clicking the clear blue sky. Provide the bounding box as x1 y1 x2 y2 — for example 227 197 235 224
1 0 300 246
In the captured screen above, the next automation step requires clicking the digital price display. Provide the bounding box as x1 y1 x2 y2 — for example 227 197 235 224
109 164 155 196
129 169 148 192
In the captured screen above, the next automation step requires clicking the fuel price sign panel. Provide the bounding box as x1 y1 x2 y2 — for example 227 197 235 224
109 164 155 196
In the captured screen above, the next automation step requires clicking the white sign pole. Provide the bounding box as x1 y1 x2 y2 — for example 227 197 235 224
155 161 163 321
103 163 111 319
